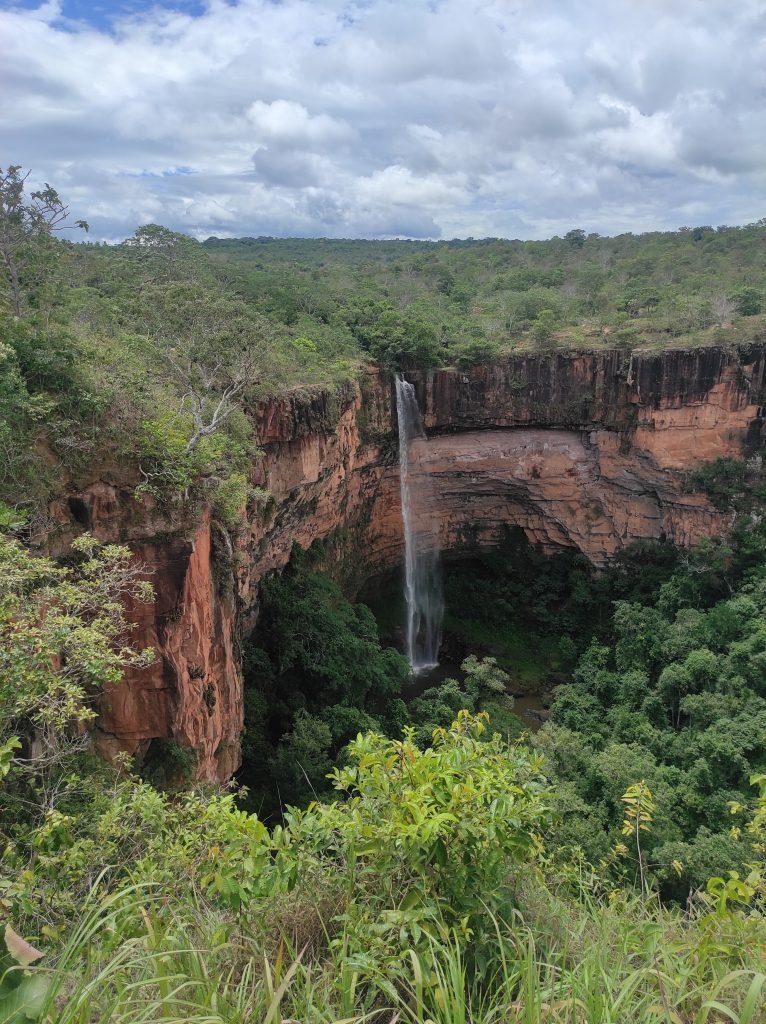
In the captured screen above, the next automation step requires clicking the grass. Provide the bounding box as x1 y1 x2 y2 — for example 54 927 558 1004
12 872 763 1024
395 887 766 1024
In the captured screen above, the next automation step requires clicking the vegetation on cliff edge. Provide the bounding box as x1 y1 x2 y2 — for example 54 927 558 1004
2 165 766 525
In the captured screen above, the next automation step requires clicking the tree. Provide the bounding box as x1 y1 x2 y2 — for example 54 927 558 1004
296 711 551 930
0 532 154 806
138 285 264 455
174 344 260 456
565 228 586 249
461 654 510 693
620 780 655 896
118 223 205 283
530 308 558 347
731 286 762 316
711 294 736 325
336 299 443 370
0 165 87 317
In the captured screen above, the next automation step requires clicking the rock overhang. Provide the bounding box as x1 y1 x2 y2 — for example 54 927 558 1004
49 345 766 780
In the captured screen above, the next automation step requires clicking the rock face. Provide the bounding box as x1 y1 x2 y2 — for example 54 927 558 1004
93 517 242 781
412 429 724 559
53 345 766 781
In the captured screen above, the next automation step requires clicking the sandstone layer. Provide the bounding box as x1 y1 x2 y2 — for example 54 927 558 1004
411 429 723 559
49 345 766 781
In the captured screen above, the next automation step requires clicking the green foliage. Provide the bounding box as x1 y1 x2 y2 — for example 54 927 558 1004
138 739 197 791
2 169 766 1018
538 517 766 896
292 334 317 354
0 164 86 319
3 713 550 947
336 298 443 369
205 222 766 359
686 454 766 510
405 656 515 747
0 925 47 1024
240 550 412 815
0 533 155 829
530 308 558 347
210 470 250 529
565 228 586 249
117 223 205 282
1 726 763 1023
0 330 58 506
136 406 254 503
732 286 762 316
452 336 498 369
619 780 656 896
0 533 154 742
0 739 21 781
437 530 678 692
288 711 550 949
0 194 362 513
4 174 766 517
137 410 202 492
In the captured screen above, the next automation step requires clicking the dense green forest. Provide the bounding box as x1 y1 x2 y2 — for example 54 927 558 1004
237 508 766 899
202 224 766 368
1 168 765 1022
2 158 766 523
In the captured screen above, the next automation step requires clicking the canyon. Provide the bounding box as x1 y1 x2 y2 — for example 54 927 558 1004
49 345 766 781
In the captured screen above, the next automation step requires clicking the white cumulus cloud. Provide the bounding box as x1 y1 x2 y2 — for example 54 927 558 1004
1 0 764 240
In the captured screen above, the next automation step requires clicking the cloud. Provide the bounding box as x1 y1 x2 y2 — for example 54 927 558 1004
1 0 764 240
247 100 352 145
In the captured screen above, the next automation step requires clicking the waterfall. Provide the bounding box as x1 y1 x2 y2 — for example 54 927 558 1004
395 375 443 672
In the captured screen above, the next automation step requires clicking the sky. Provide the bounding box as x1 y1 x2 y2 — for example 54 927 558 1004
2 0 765 242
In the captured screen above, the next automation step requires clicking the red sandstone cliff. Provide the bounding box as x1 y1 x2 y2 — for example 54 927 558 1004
50 346 766 781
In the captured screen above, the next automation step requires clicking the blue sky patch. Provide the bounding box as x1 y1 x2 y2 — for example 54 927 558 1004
1 0 211 31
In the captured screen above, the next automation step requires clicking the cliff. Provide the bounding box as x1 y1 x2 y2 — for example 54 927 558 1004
50 345 766 781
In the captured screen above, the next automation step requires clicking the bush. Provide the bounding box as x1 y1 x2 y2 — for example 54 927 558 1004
530 309 558 347
139 738 197 791
732 286 762 316
287 710 551 952
453 337 499 369
211 472 249 529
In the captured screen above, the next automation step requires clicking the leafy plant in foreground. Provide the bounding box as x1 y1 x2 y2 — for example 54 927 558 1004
286 710 551 965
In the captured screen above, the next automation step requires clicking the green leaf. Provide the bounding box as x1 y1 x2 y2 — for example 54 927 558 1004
0 973 50 1023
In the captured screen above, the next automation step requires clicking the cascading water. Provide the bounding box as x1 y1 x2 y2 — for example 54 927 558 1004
395 375 443 672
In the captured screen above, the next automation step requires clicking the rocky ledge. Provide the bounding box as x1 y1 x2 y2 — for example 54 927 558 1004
46 345 766 780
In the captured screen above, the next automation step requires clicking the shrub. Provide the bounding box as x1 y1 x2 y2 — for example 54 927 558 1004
288 711 551 937
453 337 499 369
732 286 762 316
139 739 197 791
530 309 558 347
211 472 249 529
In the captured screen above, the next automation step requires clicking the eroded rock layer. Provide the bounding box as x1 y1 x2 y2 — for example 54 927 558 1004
52 345 766 780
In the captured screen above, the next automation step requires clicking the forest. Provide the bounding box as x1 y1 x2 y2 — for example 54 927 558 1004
0 166 764 1022
202 224 766 367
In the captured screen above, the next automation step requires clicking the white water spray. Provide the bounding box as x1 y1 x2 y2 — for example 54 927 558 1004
395 375 443 672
